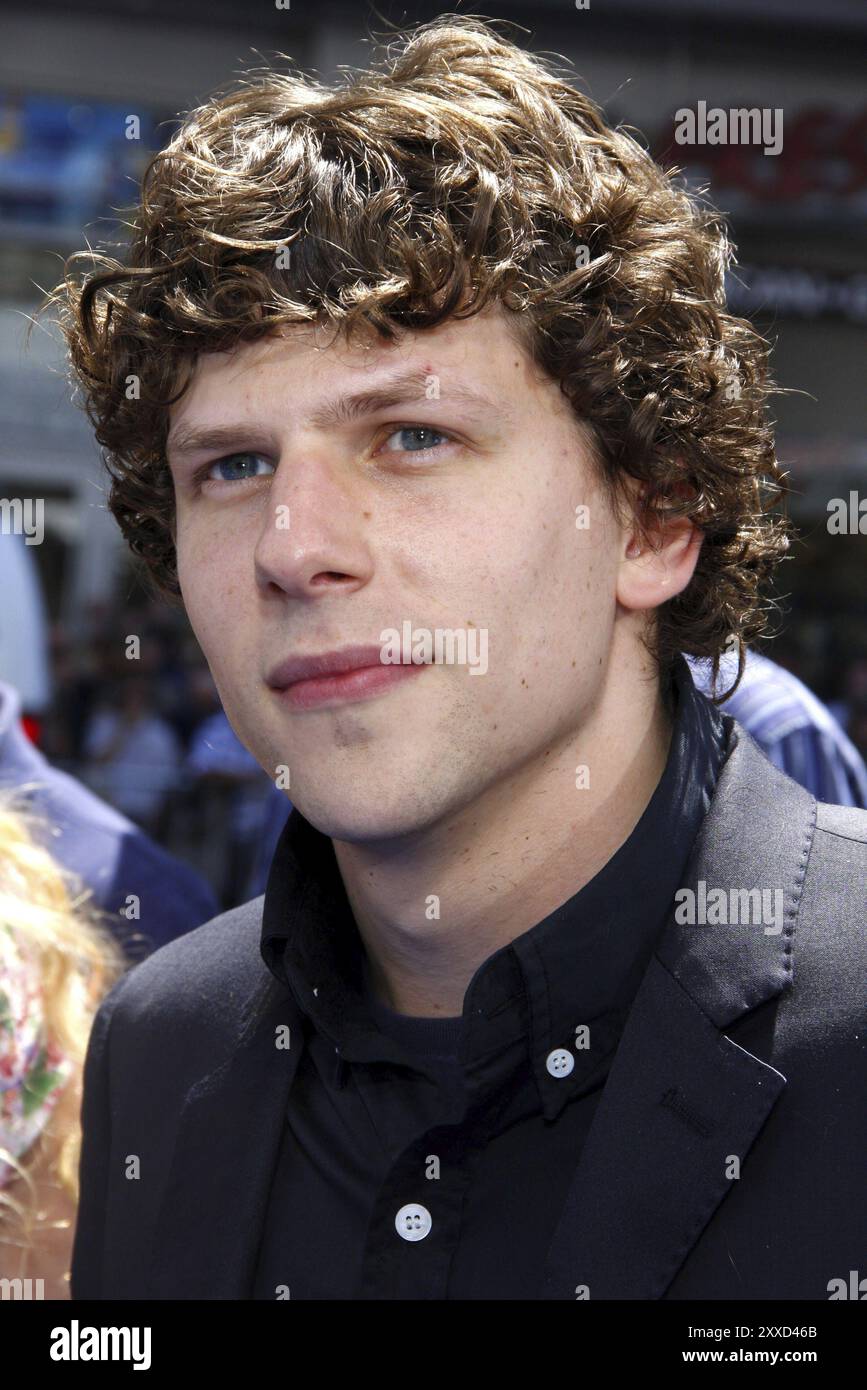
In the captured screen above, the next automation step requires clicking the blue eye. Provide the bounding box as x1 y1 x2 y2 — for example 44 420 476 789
381 426 450 456
205 453 274 483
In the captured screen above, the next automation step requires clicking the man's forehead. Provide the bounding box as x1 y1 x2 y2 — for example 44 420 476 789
188 300 521 379
168 304 530 434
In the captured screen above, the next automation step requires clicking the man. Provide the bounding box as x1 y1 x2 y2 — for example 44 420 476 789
54 16 865 1299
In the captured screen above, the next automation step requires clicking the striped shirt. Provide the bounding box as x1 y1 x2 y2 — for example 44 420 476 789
686 648 867 810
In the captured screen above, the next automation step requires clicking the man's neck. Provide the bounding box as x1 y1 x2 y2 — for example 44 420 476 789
332 651 674 1018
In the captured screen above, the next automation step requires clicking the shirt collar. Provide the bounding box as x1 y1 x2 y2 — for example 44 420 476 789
260 655 731 1118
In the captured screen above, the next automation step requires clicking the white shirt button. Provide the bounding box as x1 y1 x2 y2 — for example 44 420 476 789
546 1047 575 1078
395 1203 432 1242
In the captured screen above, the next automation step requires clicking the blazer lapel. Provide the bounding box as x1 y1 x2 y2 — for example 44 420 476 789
542 724 818 1300
146 970 303 1298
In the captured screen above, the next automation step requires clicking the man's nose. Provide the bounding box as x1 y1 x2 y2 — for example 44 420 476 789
252 451 374 599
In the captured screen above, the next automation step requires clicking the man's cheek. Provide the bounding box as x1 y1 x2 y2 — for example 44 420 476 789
181 543 229 622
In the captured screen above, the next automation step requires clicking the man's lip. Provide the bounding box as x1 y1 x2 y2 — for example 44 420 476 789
265 644 398 690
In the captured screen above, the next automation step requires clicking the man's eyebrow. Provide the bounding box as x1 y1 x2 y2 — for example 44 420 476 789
165 368 506 461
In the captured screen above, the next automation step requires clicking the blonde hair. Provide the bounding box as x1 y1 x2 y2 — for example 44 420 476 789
0 788 126 1254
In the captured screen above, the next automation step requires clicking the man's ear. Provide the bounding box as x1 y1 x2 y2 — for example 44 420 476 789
615 484 704 613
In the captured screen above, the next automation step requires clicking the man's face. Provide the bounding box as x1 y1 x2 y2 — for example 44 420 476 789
167 302 629 842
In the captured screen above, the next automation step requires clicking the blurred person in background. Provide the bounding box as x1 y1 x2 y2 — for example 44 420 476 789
0 792 125 1298
244 781 293 900
0 676 219 959
828 654 867 752
81 670 181 837
688 645 867 809
846 699 867 762
185 671 279 906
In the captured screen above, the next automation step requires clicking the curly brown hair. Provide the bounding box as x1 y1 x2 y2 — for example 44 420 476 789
43 12 790 699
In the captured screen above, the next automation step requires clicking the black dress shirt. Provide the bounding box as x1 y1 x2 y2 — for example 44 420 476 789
252 655 729 1299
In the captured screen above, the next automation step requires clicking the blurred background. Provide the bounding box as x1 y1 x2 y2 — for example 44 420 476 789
0 0 865 912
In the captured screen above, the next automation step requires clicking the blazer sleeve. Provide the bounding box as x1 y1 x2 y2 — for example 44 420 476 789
70 973 130 1299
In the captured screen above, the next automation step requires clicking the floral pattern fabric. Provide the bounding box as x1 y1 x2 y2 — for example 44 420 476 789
0 924 72 1188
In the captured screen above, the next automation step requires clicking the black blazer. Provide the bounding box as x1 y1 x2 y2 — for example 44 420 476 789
70 721 867 1299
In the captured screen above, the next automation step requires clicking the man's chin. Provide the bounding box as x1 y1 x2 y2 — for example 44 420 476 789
290 795 445 847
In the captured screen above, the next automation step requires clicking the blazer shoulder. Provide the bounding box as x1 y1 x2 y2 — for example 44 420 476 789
799 800 867 950
102 895 270 1037
803 799 867 952
785 800 867 1053
813 799 867 844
